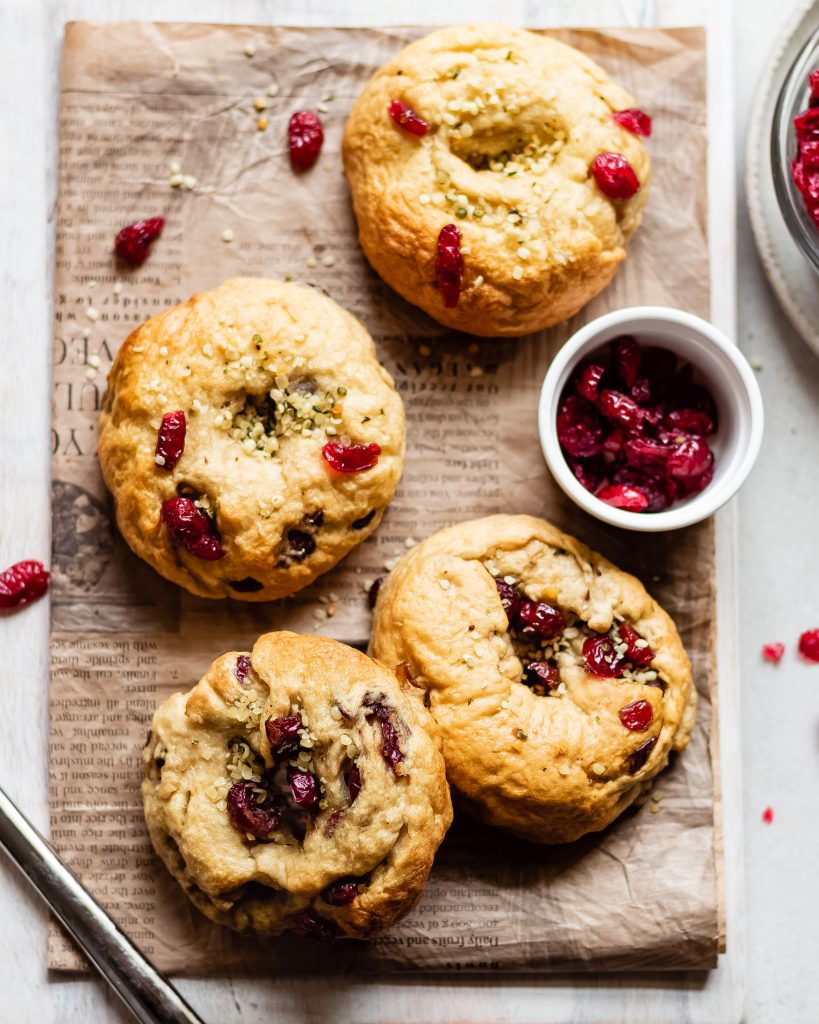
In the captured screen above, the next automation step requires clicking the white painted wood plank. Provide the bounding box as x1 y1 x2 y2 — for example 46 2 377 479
0 0 744 1021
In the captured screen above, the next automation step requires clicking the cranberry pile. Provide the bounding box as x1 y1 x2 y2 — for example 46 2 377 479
791 69 819 227
557 336 718 513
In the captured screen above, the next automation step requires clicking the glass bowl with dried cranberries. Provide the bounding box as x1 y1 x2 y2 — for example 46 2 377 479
771 27 819 273
538 307 764 532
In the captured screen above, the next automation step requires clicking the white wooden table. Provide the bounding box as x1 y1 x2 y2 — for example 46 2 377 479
1 0 816 1021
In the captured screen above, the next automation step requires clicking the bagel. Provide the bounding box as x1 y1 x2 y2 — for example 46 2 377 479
342 23 651 337
369 515 695 844
98 278 405 600
142 631 452 938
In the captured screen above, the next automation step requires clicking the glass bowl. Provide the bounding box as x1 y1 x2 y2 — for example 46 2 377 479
771 25 819 274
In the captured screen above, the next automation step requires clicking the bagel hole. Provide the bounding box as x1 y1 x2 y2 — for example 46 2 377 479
450 118 567 174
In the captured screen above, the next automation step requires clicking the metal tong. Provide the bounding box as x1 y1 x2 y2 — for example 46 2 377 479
0 785 206 1024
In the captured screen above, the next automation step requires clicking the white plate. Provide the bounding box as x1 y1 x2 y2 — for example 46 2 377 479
746 0 819 353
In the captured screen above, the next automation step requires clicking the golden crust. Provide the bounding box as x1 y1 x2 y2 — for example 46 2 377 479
142 631 452 938
342 24 650 338
369 515 695 844
98 278 405 600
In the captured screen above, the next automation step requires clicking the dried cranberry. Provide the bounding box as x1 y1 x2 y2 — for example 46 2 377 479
321 878 362 905
0 560 49 611
517 600 565 639
590 152 640 200
288 111 324 170
378 719 404 772
235 655 252 683
286 529 316 560
582 634 625 677
436 223 462 308
628 736 657 774
614 336 642 386
160 498 225 560
611 467 677 513
388 99 428 136
602 429 626 458
265 716 302 761
346 765 362 802
638 347 677 401
612 108 653 137
495 578 522 621
569 457 606 493
287 911 337 941
676 463 714 497
114 217 165 266
619 621 655 665
664 408 714 436
367 576 384 610
596 484 649 512
618 699 654 732
624 437 671 469
524 660 559 693
229 576 264 592
666 437 714 481
762 807 774 825
352 509 376 530
557 394 604 458
762 643 785 664
322 441 381 473
226 781 280 837
155 411 186 470
598 390 641 429
798 629 819 663
288 767 319 807
576 363 606 401
810 70 819 99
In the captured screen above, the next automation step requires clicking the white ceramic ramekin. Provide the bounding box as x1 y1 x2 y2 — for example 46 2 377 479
537 306 764 532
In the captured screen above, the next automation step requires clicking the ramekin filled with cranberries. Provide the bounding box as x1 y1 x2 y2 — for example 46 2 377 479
538 307 764 531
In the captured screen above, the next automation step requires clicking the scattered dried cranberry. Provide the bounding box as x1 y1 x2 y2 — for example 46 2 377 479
265 716 303 761
618 621 654 665
524 660 559 693
596 484 649 511
287 910 337 941
322 441 381 473
618 699 654 732
762 807 774 825
436 223 462 308
288 111 324 170
517 599 565 639
288 768 319 807
322 878 362 905
235 655 252 683
628 736 657 774
798 629 819 663
0 560 49 611
557 395 604 458
582 635 625 678
762 643 785 664
388 99 429 136
160 498 225 560
155 411 186 470
286 529 315 561
347 765 362 803
367 576 384 610
590 152 640 200
114 217 165 266
226 781 280 837
364 696 404 771
613 108 653 137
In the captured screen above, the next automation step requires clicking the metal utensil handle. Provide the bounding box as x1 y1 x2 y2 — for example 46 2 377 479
0 786 205 1024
